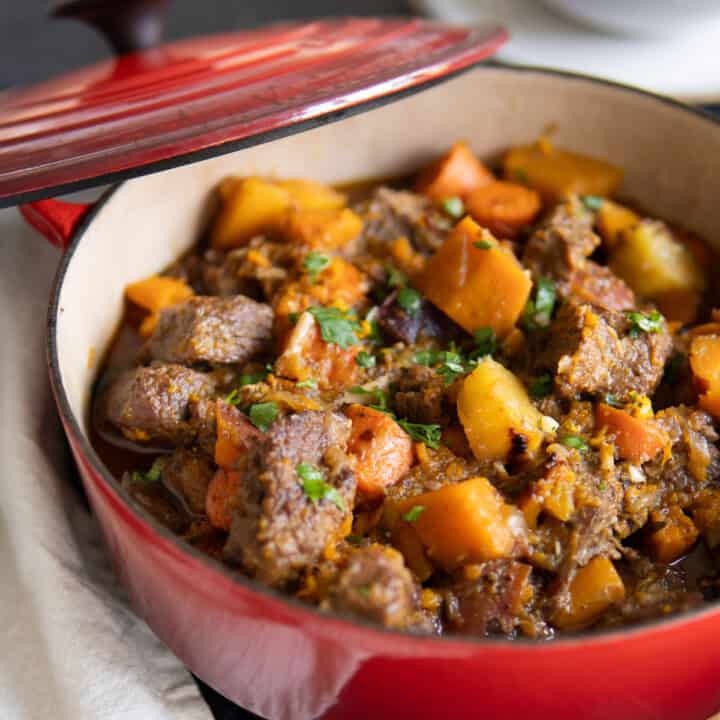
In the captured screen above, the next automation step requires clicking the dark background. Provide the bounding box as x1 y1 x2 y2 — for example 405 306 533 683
0 1 411 88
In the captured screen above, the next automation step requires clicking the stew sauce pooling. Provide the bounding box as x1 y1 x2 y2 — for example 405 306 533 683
93 140 720 638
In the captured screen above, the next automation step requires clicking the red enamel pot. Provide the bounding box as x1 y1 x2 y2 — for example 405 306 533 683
9 8 720 720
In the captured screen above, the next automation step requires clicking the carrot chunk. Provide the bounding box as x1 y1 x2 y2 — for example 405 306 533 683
465 180 541 238
415 141 495 200
595 403 669 464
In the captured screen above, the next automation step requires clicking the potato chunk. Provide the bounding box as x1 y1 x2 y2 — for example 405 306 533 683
595 199 639 248
415 216 531 336
457 358 544 463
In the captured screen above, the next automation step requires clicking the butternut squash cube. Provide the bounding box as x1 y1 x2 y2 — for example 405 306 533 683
397 477 525 571
458 358 544 463
126 275 193 313
552 557 625 629
646 506 698 564
275 179 347 211
285 207 363 250
689 334 720 419
415 216 532 336
415 141 495 200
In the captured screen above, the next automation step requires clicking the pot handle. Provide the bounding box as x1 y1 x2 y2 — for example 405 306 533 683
19 199 93 251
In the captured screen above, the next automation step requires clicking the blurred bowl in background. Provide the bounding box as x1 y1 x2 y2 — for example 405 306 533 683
541 0 720 38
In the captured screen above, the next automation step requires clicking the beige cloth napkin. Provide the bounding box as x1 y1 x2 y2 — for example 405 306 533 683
0 205 213 720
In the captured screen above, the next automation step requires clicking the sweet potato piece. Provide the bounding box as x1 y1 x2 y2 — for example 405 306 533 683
206 468 241 531
552 557 625 629
346 404 414 499
214 401 263 469
275 179 347 211
415 141 494 200
458 358 544 463
689 334 720 418
596 403 669 464
285 207 363 251
646 506 698 564
126 275 193 313
465 181 541 239
596 200 639 248
503 143 623 201
415 216 532 336
397 477 526 571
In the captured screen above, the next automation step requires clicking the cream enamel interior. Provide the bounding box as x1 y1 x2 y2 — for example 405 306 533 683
54 66 720 437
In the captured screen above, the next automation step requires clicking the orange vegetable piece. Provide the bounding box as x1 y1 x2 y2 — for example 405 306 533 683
415 216 532 337
285 207 363 251
206 468 241 531
415 141 495 201
595 403 669 464
689 334 720 418
691 490 720 549
646 506 699 564
465 181 541 238
345 404 414 498
214 401 263 469
126 275 193 313
520 462 576 528
552 557 625 629
396 477 526 571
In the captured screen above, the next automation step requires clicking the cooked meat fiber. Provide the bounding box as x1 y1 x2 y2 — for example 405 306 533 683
148 295 273 365
393 365 459 426
323 546 426 630
538 303 673 400
104 364 215 445
224 411 356 587
161 447 214 516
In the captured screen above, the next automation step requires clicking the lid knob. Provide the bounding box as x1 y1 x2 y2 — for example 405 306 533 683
51 0 170 55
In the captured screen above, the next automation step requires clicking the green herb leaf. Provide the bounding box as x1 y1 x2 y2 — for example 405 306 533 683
288 311 299 325
602 393 623 408
346 534 363 546
237 370 267 387
398 420 442 449
413 349 440 366
473 240 493 250
442 196 465 219
224 389 240 405
436 352 466 384
625 310 664 338
581 195 604 211
247 402 278 432
598 480 607 491
529 374 553 399
397 287 422 317
356 351 376 369
402 505 425 522
297 463 345 511
471 327 497 358
522 277 557 331
385 264 408 289
307 306 361 349
303 251 331 283
349 386 389 411
560 435 589 451
130 457 164 485
296 378 318 389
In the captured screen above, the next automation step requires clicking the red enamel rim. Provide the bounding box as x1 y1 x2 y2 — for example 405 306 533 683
0 18 506 208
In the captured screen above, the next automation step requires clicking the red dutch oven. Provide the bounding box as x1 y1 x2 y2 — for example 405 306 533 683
6 3 720 718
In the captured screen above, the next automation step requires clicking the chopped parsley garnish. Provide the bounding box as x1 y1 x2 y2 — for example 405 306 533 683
288 312 299 325
386 264 408 289
471 327 497 358
398 420 442 449
247 402 278 432
356 351 376 369
413 349 440 366
522 277 557 331
349 386 389 412
442 196 465 219
239 370 267 386
436 352 466 384
224 389 241 405
303 251 330 283
296 378 318 389
529 374 553 399
581 195 604 211
560 435 589 451
598 480 607 492
307 306 361 349
402 505 426 522
397 287 422 317
130 457 164 485
346 534 363 546
626 310 664 338
296 462 345 511
663 352 686 385
602 393 623 408
473 240 493 250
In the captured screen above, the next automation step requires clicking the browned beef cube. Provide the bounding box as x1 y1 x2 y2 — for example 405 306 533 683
224 411 356 587
161 447 215 516
323 546 427 630
148 295 273 365
538 303 672 400
393 365 459 426
103 364 214 445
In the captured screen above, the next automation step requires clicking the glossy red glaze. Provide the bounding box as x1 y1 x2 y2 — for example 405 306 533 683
0 18 506 206
19 199 92 249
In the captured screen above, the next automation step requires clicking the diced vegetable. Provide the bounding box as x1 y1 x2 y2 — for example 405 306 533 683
552 557 625 629
346 404 414 498
595 403 669 463
691 490 720 549
465 181 541 238
275 179 347 211
520 462 576 528
646 506 699 563
206 468 241 531
285 207 363 250
396 477 526 571
214 401 263 468
689 334 720 418
503 143 623 201
610 221 706 301
126 275 193 313
415 216 532 336
595 200 639 248
457 358 543 463
415 141 495 200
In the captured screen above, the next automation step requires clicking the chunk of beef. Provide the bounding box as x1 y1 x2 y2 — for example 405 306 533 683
224 411 356 587
523 200 636 312
393 365 459 426
323 545 429 630
358 187 450 255
445 560 541 638
148 295 273 365
103 364 215 445
537 303 673 400
161 447 214 516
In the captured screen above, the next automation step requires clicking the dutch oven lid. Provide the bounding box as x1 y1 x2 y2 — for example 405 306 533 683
0 0 507 208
